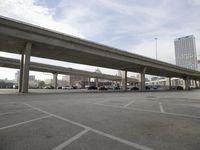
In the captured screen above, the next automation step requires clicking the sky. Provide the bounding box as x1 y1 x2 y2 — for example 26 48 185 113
0 0 200 80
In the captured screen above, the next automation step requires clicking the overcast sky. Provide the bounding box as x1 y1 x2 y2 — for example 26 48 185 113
0 0 200 80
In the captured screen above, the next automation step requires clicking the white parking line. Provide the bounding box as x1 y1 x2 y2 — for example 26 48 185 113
0 108 33 116
23 103 155 150
0 115 52 130
159 102 165 113
123 100 135 108
93 102 200 119
51 128 90 150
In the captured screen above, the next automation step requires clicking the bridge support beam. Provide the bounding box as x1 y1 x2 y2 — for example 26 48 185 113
166 77 171 90
121 70 127 91
88 78 91 86
183 76 190 90
19 54 24 92
53 73 58 89
95 78 98 87
19 42 32 93
139 67 147 91
195 80 200 88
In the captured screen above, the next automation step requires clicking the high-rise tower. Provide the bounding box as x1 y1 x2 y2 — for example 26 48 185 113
174 35 198 70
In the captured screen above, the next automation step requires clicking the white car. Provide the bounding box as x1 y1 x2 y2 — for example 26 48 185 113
62 86 73 90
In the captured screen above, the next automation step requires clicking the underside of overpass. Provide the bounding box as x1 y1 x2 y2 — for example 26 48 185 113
0 16 200 92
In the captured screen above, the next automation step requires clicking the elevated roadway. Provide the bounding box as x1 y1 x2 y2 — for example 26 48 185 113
0 16 199 92
0 57 138 87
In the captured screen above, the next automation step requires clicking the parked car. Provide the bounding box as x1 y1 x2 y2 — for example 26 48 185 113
146 86 151 90
44 85 54 89
62 86 73 90
177 86 184 90
87 86 97 90
130 87 139 91
98 86 108 90
113 86 120 90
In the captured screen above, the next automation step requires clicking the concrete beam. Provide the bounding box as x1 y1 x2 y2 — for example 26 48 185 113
19 54 24 92
21 42 32 93
166 77 171 90
121 70 127 91
139 67 147 92
95 78 98 87
183 76 190 90
88 78 90 86
53 73 58 89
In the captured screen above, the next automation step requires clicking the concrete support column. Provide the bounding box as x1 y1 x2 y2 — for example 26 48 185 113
139 67 147 91
19 54 24 92
121 70 127 91
53 73 58 89
166 77 171 90
195 80 199 88
21 42 32 93
88 78 90 86
183 76 190 90
95 78 98 87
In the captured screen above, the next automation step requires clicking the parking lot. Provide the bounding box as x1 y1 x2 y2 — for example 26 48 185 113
0 89 200 150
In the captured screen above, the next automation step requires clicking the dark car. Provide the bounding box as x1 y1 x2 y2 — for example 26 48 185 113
99 86 108 90
146 86 151 90
114 86 120 90
130 87 139 91
177 86 184 90
87 86 97 90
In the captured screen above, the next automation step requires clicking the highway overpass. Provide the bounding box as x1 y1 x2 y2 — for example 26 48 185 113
0 16 200 92
0 56 138 88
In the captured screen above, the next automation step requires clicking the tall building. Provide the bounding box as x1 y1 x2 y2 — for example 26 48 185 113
198 59 200 71
174 35 198 70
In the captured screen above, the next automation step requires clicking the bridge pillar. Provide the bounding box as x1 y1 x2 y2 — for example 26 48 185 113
139 67 147 91
19 54 24 92
183 76 190 90
53 73 58 89
121 70 127 91
166 77 171 90
95 78 98 87
88 78 91 86
195 80 200 88
21 42 32 93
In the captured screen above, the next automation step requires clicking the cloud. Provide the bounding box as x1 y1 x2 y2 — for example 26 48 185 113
0 0 83 37
1 0 200 80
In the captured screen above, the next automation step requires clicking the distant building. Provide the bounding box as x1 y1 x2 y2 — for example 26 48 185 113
14 71 20 84
70 75 88 87
29 75 35 81
174 35 198 70
198 60 200 71
14 71 37 88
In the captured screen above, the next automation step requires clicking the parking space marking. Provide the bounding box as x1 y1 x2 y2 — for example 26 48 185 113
23 103 155 150
123 100 135 108
52 128 90 150
0 108 33 116
0 115 52 130
93 102 200 119
159 102 165 113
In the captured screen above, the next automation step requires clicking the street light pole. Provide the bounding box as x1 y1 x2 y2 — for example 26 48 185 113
155 38 158 60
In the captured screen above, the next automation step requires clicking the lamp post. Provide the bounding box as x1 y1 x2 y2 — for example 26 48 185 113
155 38 158 60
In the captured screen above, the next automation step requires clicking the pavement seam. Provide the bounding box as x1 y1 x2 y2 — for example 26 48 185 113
0 115 52 130
93 102 200 119
23 103 156 150
51 128 90 150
